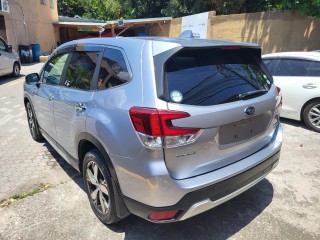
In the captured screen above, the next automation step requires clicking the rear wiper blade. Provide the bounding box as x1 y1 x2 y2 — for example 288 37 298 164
221 89 268 104
238 89 268 99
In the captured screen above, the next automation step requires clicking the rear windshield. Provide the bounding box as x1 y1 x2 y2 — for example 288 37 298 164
165 48 271 106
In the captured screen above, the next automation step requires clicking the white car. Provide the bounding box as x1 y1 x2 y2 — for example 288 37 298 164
0 37 20 77
263 52 320 132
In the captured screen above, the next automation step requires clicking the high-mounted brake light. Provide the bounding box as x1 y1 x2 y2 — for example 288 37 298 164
129 107 202 149
221 46 241 50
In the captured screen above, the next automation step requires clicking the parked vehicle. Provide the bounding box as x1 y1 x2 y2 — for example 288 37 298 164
263 52 320 132
0 37 20 77
24 37 282 224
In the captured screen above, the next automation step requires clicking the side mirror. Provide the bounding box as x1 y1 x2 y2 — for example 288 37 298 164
26 73 40 86
7 45 12 53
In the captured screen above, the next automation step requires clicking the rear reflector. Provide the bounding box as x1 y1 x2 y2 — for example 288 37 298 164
148 210 178 221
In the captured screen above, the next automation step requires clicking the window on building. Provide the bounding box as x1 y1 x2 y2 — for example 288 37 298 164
40 0 46 6
63 52 99 90
98 48 131 90
50 0 54 9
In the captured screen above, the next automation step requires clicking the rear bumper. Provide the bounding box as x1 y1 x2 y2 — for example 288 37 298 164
123 149 280 222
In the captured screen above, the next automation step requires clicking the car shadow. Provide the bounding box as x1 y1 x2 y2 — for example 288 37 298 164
39 140 81 183
21 63 41 66
40 140 274 240
280 117 309 130
106 179 274 240
0 74 26 86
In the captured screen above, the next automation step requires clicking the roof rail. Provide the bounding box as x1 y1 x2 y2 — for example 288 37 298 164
179 30 194 39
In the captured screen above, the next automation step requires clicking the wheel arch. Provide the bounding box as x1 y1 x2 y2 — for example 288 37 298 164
77 133 115 175
24 95 30 106
77 132 130 218
300 97 320 122
14 61 21 69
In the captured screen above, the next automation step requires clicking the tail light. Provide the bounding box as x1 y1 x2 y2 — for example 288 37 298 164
129 107 203 149
276 86 282 109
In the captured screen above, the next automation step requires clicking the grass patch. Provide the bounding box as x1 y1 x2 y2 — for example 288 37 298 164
0 183 53 208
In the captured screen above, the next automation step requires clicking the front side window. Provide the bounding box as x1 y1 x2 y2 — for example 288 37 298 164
97 48 130 90
0 38 6 51
41 53 69 85
62 52 98 90
274 59 313 77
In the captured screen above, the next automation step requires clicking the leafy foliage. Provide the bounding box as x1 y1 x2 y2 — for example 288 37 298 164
58 0 86 17
57 0 320 20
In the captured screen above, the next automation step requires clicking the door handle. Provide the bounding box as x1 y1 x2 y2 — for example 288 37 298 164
48 95 53 101
302 84 317 89
75 102 86 111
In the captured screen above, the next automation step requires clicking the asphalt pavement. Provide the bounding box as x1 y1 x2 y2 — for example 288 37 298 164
0 64 319 239
0 64 77 200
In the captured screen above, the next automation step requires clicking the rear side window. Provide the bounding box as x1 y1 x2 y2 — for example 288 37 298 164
63 52 98 90
263 59 277 74
274 59 313 77
307 61 320 77
97 47 130 90
165 49 271 106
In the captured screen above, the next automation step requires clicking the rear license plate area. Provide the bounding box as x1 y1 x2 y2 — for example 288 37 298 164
218 114 270 145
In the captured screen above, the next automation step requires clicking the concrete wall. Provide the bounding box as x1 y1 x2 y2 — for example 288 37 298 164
1 0 58 55
160 11 320 54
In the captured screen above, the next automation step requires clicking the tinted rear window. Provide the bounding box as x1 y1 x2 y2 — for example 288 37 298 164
165 49 271 106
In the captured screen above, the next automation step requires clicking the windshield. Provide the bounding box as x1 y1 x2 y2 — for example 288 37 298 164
165 48 271 106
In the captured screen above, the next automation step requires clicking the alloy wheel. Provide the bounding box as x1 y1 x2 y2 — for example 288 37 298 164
14 65 19 75
308 104 320 130
86 161 110 214
27 104 36 136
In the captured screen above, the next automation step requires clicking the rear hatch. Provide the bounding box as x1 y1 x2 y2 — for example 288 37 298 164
161 47 279 180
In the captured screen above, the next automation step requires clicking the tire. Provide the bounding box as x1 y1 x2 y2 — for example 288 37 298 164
26 102 43 141
12 62 20 77
303 100 320 133
83 149 121 224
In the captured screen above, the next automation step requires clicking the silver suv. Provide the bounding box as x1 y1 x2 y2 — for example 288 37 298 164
24 37 282 224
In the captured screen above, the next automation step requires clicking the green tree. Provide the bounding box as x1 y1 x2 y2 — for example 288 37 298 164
275 0 320 18
122 0 170 19
58 0 86 17
57 0 320 20
82 0 123 20
161 0 214 17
